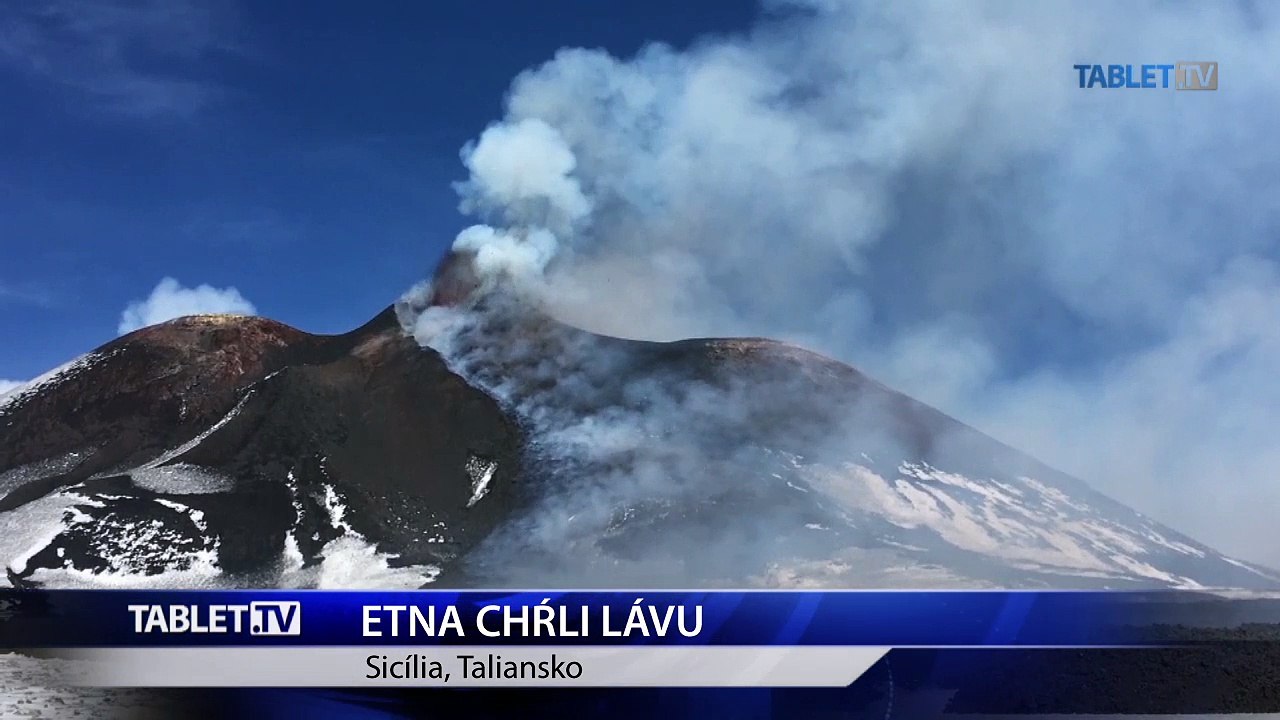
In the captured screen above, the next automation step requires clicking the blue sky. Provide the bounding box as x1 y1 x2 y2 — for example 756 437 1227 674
0 0 756 380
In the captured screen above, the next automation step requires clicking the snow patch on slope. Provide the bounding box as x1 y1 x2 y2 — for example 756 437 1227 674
806 460 1213 587
274 471 441 589
2 491 223 588
1221 556 1280 583
313 535 441 589
129 464 234 495
3 494 78 575
0 450 93 497
465 456 498 507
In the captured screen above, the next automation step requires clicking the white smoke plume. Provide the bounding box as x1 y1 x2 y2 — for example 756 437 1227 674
118 277 257 334
404 289 958 587
457 118 591 231
422 1 1280 567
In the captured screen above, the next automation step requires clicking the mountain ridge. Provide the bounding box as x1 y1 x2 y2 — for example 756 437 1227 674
1 300 1275 590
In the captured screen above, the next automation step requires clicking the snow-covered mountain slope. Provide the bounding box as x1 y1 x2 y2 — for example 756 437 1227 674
1 294 1276 590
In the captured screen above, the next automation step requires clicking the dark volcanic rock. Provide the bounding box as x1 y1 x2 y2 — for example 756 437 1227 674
1 315 317 508
0 308 522 586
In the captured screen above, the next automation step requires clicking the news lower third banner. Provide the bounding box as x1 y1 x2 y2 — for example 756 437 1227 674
0 590 1162 687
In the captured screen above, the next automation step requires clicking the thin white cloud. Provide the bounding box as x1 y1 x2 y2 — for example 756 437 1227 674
0 280 54 308
0 379 24 396
118 277 256 334
0 0 243 118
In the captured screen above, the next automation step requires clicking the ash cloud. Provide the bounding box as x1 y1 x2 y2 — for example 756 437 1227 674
413 1 1280 567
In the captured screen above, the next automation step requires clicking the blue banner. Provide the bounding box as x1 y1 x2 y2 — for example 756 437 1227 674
0 590 1157 648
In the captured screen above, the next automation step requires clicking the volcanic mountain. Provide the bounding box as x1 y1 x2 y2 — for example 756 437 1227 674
1 256 1276 590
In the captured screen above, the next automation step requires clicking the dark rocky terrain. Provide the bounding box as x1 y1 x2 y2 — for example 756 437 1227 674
1 307 521 587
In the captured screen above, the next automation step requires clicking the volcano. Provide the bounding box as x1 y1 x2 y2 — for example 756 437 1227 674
1 257 1277 590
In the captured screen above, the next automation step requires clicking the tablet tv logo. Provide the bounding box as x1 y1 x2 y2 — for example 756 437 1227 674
126 601 302 635
1074 62 1218 90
